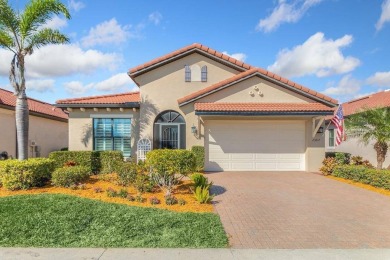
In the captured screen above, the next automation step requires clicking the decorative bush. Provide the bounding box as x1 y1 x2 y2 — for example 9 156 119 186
319 157 337 176
178 198 186 206
0 158 55 190
333 165 390 190
190 173 212 188
51 166 90 187
106 187 118 197
116 162 138 186
146 149 195 177
335 152 351 165
350 156 374 168
149 196 161 205
118 188 128 198
191 146 205 172
150 170 180 197
134 174 154 193
193 185 214 204
165 195 178 205
49 151 123 174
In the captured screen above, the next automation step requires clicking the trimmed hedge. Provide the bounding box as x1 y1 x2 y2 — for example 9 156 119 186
191 146 205 172
49 151 123 174
52 166 91 187
333 165 390 190
146 149 195 176
0 158 55 190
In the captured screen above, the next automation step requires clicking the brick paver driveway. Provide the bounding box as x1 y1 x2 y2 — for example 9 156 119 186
207 171 390 249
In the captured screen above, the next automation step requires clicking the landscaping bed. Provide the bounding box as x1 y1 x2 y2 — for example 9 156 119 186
0 194 227 248
0 174 213 213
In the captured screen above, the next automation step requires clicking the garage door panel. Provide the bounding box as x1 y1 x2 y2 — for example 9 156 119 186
205 120 306 171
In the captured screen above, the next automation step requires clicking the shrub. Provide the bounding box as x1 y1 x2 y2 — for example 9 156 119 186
165 195 178 205
116 162 138 186
134 174 154 193
135 194 145 203
118 188 128 198
146 149 195 177
106 187 117 197
191 146 205 172
190 173 212 188
0 158 55 190
51 166 90 187
178 198 186 206
319 157 337 176
193 185 214 204
335 152 351 165
333 165 390 190
127 194 135 201
149 196 161 205
93 187 103 193
49 151 123 174
350 156 374 168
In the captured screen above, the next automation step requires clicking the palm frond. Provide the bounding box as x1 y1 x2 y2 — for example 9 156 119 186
0 0 20 40
0 29 15 51
25 28 69 52
19 0 70 39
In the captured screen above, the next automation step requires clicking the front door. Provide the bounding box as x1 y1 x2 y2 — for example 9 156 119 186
160 124 179 149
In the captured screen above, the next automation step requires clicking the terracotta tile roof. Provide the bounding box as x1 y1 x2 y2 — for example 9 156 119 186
128 43 253 77
0 88 68 120
342 90 390 116
56 92 140 104
178 68 338 106
195 102 334 113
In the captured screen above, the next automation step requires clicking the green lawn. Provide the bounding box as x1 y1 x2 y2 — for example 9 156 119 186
0 194 227 248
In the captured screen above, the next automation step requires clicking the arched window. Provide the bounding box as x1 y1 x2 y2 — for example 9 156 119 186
185 65 191 82
191 64 201 81
153 110 186 149
201 65 207 82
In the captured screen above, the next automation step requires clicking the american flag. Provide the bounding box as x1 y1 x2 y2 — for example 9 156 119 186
331 105 344 146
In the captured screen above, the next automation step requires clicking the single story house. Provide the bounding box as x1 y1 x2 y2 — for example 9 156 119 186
56 43 338 172
325 90 390 167
0 88 68 158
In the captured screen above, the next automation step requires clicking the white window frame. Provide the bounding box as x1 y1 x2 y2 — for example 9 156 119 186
328 128 335 148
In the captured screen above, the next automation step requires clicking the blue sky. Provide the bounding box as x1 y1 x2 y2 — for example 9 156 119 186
1 0 390 104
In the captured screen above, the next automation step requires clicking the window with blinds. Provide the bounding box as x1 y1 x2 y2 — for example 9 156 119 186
93 118 131 158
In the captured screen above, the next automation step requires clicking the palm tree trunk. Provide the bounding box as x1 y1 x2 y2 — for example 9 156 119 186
15 88 29 160
374 141 388 169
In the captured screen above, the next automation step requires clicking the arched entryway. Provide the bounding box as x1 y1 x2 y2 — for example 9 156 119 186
153 110 186 149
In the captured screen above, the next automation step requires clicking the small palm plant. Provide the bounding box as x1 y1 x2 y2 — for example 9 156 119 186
346 107 390 169
0 0 71 160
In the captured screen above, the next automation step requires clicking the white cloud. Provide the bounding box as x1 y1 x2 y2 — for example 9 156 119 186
0 49 13 76
268 32 360 78
42 15 68 30
68 0 85 12
63 81 93 95
81 18 130 47
63 73 135 96
94 73 134 92
366 71 390 87
256 0 322 32
25 44 120 78
322 75 361 97
376 0 390 31
222 51 247 62
148 12 163 25
26 79 55 93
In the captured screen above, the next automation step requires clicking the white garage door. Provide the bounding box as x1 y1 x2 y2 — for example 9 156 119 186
205 120 306 171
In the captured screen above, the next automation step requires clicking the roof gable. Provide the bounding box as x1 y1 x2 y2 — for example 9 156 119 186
177 68 338 107
0 88 68 120
128 43 253 82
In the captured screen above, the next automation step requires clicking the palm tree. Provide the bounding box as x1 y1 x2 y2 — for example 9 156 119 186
346 107 390 169
0 0 70 160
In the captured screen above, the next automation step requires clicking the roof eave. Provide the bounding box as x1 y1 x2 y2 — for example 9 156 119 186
195 111 334 116
55 102 140 108
0 104 68 122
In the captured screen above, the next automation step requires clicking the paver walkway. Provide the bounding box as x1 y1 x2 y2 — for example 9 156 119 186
207 171 390 249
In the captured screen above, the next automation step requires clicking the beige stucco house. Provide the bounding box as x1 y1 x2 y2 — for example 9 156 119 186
56 43 338 172
325 90 390 167
0 88 68 158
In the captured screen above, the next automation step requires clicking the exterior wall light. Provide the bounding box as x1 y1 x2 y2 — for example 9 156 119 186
191 125 197 134
317 127 324 134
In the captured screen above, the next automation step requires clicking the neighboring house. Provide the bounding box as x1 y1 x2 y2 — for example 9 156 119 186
325 90 390 167
56 43 338 172
0 88 68 158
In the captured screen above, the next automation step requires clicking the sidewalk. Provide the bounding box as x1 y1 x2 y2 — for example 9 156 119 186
1 248 390 260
